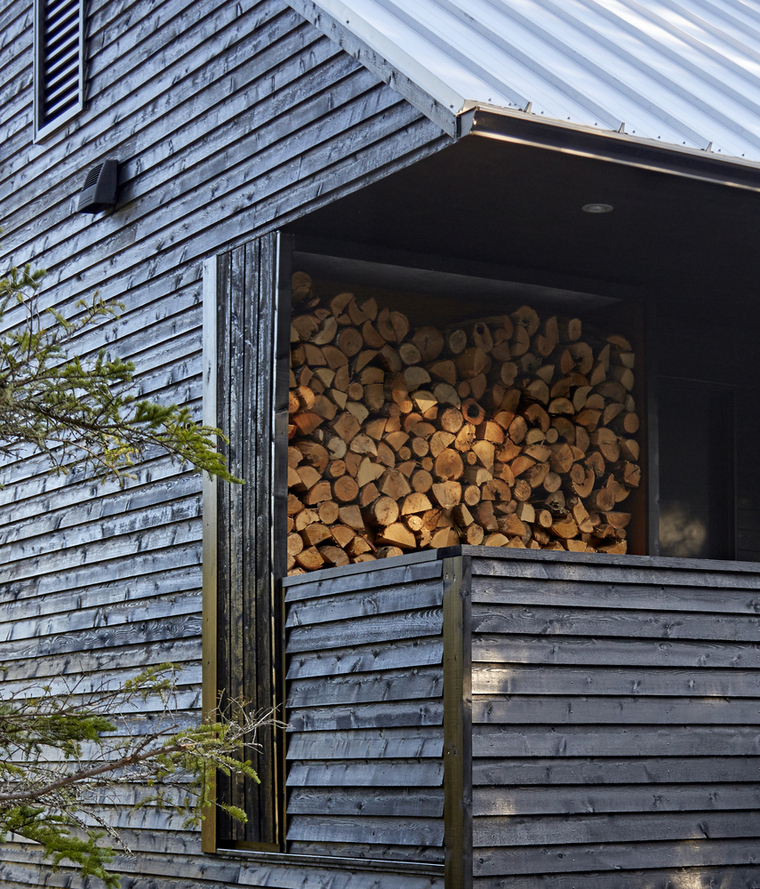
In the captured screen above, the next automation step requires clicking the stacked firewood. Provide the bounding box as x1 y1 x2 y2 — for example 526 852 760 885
287 272 641 575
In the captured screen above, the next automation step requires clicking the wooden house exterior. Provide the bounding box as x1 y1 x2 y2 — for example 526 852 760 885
2 0 760 886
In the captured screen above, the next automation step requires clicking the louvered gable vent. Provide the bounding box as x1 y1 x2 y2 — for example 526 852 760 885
34 0 83 138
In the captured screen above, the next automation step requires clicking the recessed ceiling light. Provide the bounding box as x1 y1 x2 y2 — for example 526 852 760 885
582 202 614 214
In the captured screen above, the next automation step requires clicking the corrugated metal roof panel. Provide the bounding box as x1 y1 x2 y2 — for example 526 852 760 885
298 0 760 162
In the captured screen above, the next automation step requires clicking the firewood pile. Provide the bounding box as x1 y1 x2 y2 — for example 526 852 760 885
287 272 641 575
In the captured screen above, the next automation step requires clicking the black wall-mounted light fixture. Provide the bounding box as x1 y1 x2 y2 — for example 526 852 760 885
77 159 118 213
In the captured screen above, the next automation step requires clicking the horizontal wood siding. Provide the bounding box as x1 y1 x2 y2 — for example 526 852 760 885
466 548 760 889
0 0 449 882
283 556 447 877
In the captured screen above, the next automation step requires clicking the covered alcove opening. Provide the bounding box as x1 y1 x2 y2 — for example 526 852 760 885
263 112 760 885
280 109 760 566
206 110 760 867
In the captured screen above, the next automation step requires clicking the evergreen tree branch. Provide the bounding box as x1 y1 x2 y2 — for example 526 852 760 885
0 264 241 483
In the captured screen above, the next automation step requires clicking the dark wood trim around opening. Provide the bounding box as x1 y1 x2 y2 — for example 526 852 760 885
203 234 286 853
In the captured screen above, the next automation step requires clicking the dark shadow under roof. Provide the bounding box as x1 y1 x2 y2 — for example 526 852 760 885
286 121 760 325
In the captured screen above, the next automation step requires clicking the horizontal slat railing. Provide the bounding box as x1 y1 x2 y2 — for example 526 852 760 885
467 548 760 888
283 554 448 878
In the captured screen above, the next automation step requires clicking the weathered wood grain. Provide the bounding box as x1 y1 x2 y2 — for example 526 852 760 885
473 836 760 877
469 549 760 587
287 608 443 652
288 664 444 706
472 755 760 787
0 518 202 584
0 840 446 887
288 786 444 818
286 637 444 678
473 723 760 758
287 814 445 846
3 3 307 207
0 665 202 700
472 693 760 726
283 555 447 864
1 0 451 872
471 602 760 642
468 552 760 884
472 575 760 614
286 760 444 788
283 556 443 599
1 497 201 568
0 0 29 47
286 580 445 627
1 592 200 644
0 474 201 544
0 546 202 603
474 809 760 848
288 700 444 731
8 75 419 302
472 865 760 889
286 839 446 864
473 632 760 669
286 728 444 760
0 568 199 623
0 630 200 677
473 782 760 816
236 860 445 888
472 663 760 697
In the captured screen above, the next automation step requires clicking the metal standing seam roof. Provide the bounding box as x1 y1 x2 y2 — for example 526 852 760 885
293 0 760 165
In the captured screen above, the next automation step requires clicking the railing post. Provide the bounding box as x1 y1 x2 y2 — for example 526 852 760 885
442 552 473 889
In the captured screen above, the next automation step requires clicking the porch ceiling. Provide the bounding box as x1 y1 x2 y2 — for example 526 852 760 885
285 125 760 324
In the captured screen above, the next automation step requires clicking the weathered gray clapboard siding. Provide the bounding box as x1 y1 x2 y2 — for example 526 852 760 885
0 0 450 881
14 92 438 313
0 471 200 544
0 0 28 52
4 11 442 279
0 13 30 116
0 844 445 889
283 557 447 872
4 5 314 232
0 25 31 134
466 547 760 887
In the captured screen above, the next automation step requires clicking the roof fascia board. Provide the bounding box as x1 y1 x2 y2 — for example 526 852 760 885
466 103 760 193
288 0 460 137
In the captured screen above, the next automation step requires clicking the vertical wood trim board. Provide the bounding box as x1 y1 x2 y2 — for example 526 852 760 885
272 232 293 846
646 291 661 556
442 554 473 889
201 256 219 854
215 237 281 850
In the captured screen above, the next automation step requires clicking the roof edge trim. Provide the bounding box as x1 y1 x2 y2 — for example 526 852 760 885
466 104 760 193
289 0 460 138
